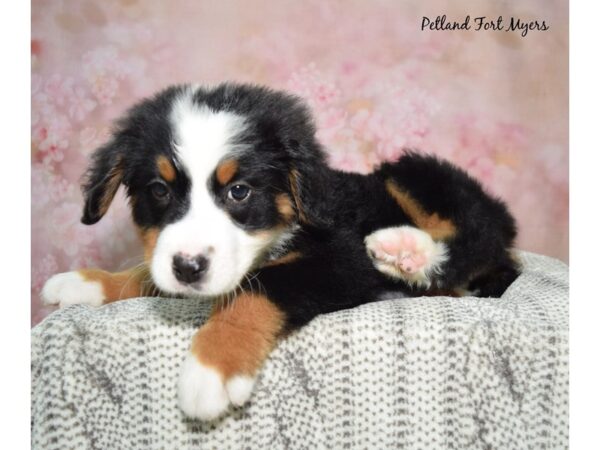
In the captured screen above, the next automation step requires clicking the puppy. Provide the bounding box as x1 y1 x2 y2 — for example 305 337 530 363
42 83 520 420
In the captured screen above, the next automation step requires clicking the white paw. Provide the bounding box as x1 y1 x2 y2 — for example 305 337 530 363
225 375 256 407
177 353 257 419
178 353 230 420
41 272 105 308
365 226 448 288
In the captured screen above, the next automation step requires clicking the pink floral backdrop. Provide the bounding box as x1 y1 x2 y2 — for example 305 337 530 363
31 0 568 325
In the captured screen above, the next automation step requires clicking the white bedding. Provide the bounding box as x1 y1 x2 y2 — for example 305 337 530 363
31 251 568 449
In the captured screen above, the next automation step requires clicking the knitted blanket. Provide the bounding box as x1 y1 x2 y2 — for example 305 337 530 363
31 251 568 449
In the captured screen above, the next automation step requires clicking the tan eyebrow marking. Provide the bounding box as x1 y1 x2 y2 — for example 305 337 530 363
157 155 176 182
215 159 239 185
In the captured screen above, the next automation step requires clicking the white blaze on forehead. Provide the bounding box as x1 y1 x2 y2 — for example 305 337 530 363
169 89 246 182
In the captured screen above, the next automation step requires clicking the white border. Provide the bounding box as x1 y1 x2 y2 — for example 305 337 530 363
571 0 600 447
0 0 31 447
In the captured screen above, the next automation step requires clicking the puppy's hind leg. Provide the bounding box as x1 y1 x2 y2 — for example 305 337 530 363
365 226 448 289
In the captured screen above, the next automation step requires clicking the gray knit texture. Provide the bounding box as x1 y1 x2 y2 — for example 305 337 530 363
32 251 568 449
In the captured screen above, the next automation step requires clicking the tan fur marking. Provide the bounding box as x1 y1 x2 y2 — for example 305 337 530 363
262 251 303 268
79 266 152 304
385 180 457 240
275 193 295 223
246 226 287 242
215 159 238 185
98 155 124 217
139 227 159 262
288 169 308 223
157 155 176 182
190 293 285 378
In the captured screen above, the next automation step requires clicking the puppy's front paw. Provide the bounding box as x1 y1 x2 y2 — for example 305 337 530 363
41 272 106 308
225 375 256 407
178 353 256 420
365 226 448 288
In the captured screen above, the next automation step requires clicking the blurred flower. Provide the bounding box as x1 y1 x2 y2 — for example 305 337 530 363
33 112 71 166
82 46 124 105
68 86 97 122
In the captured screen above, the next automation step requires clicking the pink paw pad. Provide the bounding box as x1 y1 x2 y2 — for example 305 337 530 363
375 232 427 274
396 252 428 274
366 227 434 277
365 226 447 286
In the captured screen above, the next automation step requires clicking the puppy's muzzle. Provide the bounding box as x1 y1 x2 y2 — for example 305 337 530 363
172 253 209 285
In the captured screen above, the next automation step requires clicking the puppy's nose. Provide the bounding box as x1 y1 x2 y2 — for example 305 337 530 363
172 254 209 284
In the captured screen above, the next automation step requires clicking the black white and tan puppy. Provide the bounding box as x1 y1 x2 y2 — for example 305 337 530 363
41 83 520 420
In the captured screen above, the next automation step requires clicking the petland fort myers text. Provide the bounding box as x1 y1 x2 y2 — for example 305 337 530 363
421 15 549 37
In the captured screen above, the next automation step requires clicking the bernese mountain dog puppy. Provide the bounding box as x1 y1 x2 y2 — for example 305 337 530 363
41 83 520 420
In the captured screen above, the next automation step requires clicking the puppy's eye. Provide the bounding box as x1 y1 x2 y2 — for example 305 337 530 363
228 184 251 202
149 181 170 200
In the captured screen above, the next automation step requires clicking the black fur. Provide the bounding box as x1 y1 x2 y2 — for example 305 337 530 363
251 153 520 331
82 83 520 333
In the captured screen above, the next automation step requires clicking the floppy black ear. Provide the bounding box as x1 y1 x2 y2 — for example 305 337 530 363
81 140 125 225
288 160 333 230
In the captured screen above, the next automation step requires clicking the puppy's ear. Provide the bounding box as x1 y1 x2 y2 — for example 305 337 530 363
81 140 125 225
288 161 333 229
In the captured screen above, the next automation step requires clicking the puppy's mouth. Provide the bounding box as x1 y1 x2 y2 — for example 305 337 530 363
170 279 214 298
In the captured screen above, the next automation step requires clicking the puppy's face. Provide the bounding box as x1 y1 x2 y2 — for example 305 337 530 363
81 84 328 298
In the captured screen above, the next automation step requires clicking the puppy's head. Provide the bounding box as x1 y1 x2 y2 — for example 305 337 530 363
81 83 330 297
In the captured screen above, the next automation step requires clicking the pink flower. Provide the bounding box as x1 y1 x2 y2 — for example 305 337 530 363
68 86 97 122
44 74 75 107
49 176 75 203
287 64 340 108
33 112 71 166
314 107 347 147
82 46 125 105
89 74 120 106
